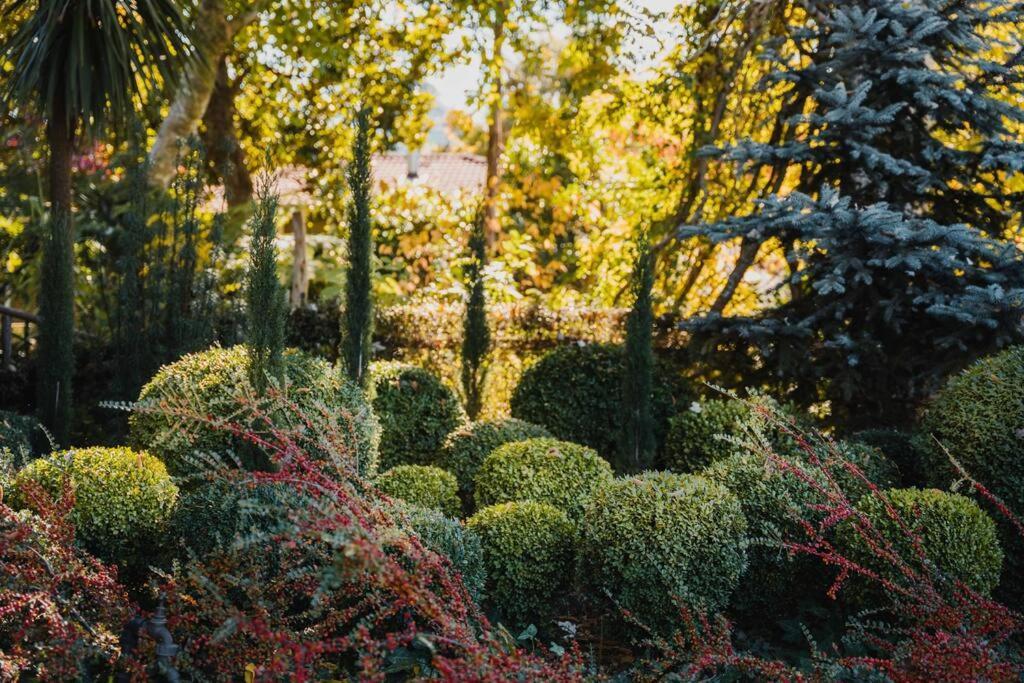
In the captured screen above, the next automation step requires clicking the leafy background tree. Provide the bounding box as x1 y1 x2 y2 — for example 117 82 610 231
682 0 1024 429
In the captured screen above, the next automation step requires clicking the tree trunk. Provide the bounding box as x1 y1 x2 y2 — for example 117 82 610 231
147 0 254 190
37 95 76 444
201 54 253 207
710 238 760 314
289 210 309 309
483 14 506 250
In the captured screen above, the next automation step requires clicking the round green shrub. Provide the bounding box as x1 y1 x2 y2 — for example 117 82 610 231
396 503 486 603
466 500 574 625
473 438 614 521
703 452 827 613
376 465 461 518
11 447 178 565
918 346 1024 511
663 399 752 472
819 440 900 495
579 471 748 628
837 488 1003 604
509 344 688 467
130 345 380 477
438 418 552 502
370 361 466 471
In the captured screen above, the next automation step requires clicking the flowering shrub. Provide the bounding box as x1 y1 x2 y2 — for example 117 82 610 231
371 361 466 470
0 488 131 680
473 438 614 521
466 501 575 627
10 446 178 568
438 418 552 505
376 465 461 517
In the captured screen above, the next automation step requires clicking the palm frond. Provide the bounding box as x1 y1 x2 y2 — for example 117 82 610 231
1 0 201 136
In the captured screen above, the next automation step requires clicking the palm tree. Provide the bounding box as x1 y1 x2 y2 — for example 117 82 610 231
1 0 197 442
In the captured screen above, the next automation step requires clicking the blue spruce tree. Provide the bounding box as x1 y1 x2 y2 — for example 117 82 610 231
683 0 1024 429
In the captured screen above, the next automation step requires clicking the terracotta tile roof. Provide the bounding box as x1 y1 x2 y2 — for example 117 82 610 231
373 153 486 194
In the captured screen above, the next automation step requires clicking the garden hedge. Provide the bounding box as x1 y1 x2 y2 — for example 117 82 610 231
579 471 748 629
509 343 687 467
473 438 614 521
837 488 1003 605
130 345 380 476
12 447 178 566
438 418 552 504
376 465 461 518
466 500 574 625
370 361 465 471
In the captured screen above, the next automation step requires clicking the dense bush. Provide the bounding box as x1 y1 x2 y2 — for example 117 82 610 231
821 440 900 495
376 465 461 517
438 418 552 504
663 399 751 472
853 428 927 488
11 447 178 566
130 345 380 476
473 438 614 521
0 410 42 459
579 471 747 629
918 346 1023 511
370 361 466 470
703 452 826 614
509 344 687 466
169 477 298 559
838 488 1003 604
466 500 574 626
917 346 1024 607
396 503 486 602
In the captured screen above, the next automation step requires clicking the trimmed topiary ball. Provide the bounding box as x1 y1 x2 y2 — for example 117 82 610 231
370 361 466 471
130 345 380 477
703 452 827 614
11 447 178 566
917 346 1024 607
663 399 752 472
579 471 748 629
396 503 486 603
438 418 552 504
815 440 900 496
837 488 1003 605
376 465 461 518
509 344 688 468
466 501 574 626
473 438 614 521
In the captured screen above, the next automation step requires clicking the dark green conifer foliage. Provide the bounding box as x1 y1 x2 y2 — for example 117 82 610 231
36 204 74 444
341 109 374 388
684 0 1024 429
618 234 656 473
461 210 491 420
246 173 286 394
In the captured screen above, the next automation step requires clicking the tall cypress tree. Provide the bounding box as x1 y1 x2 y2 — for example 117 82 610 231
618 233 656 473
341 109 374 387
461 210 491 420
684 0 1024 429
246 173 286 394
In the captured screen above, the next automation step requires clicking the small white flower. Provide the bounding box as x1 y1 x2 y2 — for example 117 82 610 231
689 401 703 414
556 621 578 638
